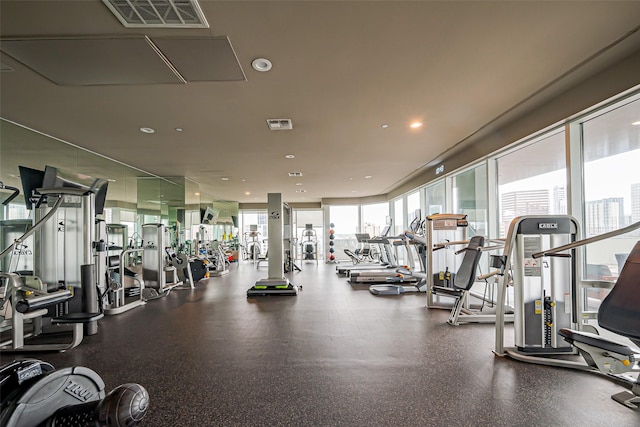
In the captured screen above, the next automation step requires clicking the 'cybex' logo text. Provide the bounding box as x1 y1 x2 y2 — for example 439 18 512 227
538 223 558 229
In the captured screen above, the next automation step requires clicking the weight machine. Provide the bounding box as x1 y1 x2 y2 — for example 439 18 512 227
494 215 640 409
141 223 195 298
1 167 107 351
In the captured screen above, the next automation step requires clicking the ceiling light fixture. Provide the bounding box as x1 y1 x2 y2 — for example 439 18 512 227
633 121 640 126
365 175 372 179
245 192 251 195
410 122 423 129
381 124 389 128
252 58 272 72
295 183 303 186
175 127 183 132
285 154 295 159
139 127 155 134
221 177 230 181
195 192 200 196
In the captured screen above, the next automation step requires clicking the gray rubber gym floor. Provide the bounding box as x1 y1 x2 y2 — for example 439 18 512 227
2 261 640 426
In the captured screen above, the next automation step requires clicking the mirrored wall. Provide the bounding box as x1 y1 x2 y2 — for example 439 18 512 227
0 119 238 250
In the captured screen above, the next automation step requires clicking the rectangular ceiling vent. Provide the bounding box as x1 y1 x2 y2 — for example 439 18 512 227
266 119 293 130
102 0 209 28
288 172 303 177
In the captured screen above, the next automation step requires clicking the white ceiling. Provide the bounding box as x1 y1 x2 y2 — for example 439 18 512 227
1 1 640 204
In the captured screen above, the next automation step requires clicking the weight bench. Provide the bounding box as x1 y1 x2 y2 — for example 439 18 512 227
558 240 640 409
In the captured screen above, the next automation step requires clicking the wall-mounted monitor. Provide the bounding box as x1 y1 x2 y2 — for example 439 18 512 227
18 165 45 209
200 206 219 224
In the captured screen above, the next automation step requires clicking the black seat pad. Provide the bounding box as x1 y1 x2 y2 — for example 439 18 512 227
558 328 636 357
597 241 640 344
431 286 463 297
52 312 104 324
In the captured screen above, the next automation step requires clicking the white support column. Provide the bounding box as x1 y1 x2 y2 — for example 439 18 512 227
267 193 284 280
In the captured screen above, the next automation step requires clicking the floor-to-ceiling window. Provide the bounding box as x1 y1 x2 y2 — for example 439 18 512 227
406 191 421 229
497 130 567 237
392 198 405 263
239 210 268 260
425 181 445 216
361 203 388 238
453 164 488 237
582 96 640 286
295 209 324 261
329 205 359 262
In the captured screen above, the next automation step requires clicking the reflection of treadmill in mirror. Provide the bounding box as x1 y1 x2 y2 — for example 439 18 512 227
337 224 394 275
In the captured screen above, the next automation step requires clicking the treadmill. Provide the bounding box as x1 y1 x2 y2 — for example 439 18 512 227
337 226 396 276
348 238 419 284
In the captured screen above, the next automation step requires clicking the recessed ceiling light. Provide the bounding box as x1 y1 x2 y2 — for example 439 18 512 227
139 127 155 134
351 190 357 193
633 121 640 126
285 154 295 159
242 179 246 182
221 177 230 181
245 192 251 195
295 183 303 186
296 189 306 193
175 127 183 132
381 124 389 128
195 192 200 196
107 179 117 182
410 122 423 128
252 58 272 72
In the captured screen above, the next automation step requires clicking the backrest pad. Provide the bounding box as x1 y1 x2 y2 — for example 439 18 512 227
454 235 485 291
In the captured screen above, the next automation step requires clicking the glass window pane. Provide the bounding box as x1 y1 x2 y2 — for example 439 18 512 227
330 205 359 261
393 199 404 236
425 181 445 215
497 131 567 236
453 164 488 237
582 97 640 289
407 191 421 229
362 203 388 237
295 210 323 261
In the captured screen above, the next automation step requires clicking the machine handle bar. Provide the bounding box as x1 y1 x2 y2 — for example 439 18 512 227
0 195 64 260
532 220 640 259
0 182 20 206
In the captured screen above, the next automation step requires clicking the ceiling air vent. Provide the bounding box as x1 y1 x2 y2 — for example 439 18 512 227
102 0 209 28
288 172 303 177
266 119 293 130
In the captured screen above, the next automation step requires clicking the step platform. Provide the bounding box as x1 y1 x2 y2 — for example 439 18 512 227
247 278 300 296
